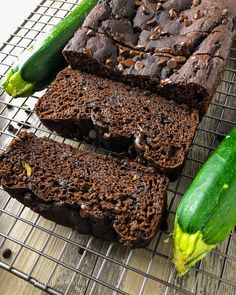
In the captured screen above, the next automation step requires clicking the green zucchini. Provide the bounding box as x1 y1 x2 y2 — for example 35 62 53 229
3 0 98 98
173 126 236 276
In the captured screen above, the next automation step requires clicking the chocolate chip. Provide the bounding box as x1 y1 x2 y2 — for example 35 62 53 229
105 58 113 66
142 6 150 15
184 19 192 27
146 19 157 27
129 50 140 57
149 32 159 40
154 25 162 32
169 9 177 20
179 42 191 56
157 59 167 67
139 52 147 59
118 56 125 62
80 209 90 218
222 9 229 17
120 48 130 57
135 61 144 70
154 52 173 58
179 14 185 22
193 10 203 20
86 29 95 37
2 248 12 259
124 59 136 68
161 67 173 79
167 59 177 69
159 31 170 37
172 56 187 63
192 0 201 7
161 78 172 88
135 44 146 51
135 0 143 6
156 3 163 11
82 48 93 57
222 18 228 25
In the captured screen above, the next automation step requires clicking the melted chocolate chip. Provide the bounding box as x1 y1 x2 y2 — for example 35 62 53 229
78 246 85 255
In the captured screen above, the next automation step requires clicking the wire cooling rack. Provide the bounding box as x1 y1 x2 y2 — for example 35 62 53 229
0 1 236 294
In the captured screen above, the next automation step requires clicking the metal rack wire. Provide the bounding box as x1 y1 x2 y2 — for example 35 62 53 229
0 1 236 294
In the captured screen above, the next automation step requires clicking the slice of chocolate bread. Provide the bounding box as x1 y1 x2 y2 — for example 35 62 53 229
0 132 168 247
63 0 236 116
35 68 199 179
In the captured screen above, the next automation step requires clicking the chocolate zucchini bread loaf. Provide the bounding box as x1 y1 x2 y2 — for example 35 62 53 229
35 68 199 178
63 0 236 116
0 132 168 247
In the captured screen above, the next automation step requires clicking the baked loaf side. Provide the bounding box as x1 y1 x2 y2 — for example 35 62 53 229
35 68 199 178
0 132 168 247
63 0 236 116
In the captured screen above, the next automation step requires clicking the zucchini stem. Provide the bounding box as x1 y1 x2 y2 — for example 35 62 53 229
3 69 34 98
172 219 216 276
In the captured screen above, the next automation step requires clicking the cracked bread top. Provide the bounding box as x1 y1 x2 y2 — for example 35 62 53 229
63 0 236 115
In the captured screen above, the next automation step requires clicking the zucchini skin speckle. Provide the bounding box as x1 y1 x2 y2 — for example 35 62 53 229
173 126 236 275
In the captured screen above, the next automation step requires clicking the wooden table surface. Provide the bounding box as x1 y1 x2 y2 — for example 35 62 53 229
0 1 236 295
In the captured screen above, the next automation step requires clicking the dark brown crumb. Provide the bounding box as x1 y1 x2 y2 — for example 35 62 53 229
2 248 12 259
6 104 14 110
78 246 85 255
17 121 32 129
22 104 32 114
7 124 18 134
